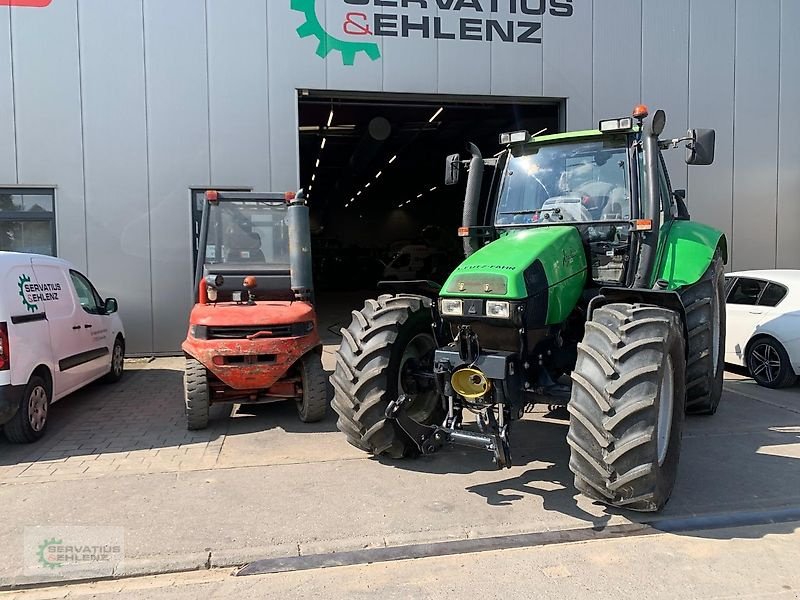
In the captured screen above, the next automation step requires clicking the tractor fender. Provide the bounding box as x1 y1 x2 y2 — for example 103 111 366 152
588 288 689 360
653 221 727 290
376 279 442 300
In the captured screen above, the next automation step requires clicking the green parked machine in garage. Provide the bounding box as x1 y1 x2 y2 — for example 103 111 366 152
331 105 727 511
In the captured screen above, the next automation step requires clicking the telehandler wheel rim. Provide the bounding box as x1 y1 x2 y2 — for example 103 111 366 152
28 385 49 433
657 355 675 466
397 332 438 422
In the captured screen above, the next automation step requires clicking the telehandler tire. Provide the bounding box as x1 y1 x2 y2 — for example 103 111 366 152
184 357 210 430
681 251 726 415
297 351 328 423
331 294 444 458
567 303 686 512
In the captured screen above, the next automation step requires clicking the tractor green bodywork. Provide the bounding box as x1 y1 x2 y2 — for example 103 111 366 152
654 220 727 290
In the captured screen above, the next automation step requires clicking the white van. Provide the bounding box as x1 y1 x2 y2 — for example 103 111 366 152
0 252 125 443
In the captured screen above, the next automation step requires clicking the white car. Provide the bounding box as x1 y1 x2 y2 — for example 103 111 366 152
0 252 125 443
724 270 800 388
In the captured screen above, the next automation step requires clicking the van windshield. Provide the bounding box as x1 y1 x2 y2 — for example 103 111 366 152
495 137 631 226
202 201 289 267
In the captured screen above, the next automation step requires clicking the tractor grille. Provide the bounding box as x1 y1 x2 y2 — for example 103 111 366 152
207 325 293 340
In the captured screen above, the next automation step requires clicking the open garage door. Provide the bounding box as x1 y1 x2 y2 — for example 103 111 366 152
298 92 560 334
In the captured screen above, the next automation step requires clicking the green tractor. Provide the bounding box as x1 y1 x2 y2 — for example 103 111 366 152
331 105 726 511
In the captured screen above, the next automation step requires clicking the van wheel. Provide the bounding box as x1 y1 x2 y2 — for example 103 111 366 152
184 358 210 430
4 375 50 443
103 337 125 383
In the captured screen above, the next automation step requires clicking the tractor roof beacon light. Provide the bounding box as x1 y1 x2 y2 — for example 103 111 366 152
633 104 650 121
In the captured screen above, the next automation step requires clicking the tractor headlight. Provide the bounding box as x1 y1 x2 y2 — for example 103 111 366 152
190 325 208 339
485 300 510 319
440 298 463 316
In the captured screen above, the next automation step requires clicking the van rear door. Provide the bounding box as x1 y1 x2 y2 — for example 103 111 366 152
5 257 50 388
30 259 88 399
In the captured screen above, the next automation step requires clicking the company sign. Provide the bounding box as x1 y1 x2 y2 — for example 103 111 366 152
291 0 575 65
0 0 52 6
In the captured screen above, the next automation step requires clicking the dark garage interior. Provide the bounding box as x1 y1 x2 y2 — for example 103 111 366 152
297 92 560 297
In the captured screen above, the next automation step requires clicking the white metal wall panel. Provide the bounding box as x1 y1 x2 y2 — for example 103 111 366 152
731 0 780 271
437 6 491 95
543 0 592 130
267 2 326 193
641 0 689 192
144 0 211 353
687 0 735 251
591 0 642 123
379 1 437 94
490 1 543 97
0 7 16 183
78 0 153 354
11 0 87 271
207 0 270 191
777 0 800 269
324 1 383 92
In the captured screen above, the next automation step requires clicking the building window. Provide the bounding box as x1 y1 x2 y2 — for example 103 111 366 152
0 188 56 256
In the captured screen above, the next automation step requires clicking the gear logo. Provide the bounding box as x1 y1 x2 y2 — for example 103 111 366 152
37 538 63 569
18 274 38 313
291 0 381 66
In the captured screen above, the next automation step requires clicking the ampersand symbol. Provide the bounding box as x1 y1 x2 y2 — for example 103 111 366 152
343 12 372 36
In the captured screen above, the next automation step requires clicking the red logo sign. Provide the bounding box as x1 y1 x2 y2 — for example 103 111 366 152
0 0 52 6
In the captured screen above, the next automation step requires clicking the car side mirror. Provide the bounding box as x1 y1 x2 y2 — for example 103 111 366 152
104 297 118 314
444 153 461 186
686 129 715 165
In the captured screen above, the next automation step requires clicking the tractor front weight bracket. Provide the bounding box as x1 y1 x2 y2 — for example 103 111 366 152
386 395 512 469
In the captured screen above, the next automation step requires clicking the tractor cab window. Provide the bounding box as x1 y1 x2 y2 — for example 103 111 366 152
495 137 631 227
202 201 290 267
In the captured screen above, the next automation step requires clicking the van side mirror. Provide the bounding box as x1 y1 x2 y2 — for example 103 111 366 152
444 153 461 186
686 129 715 165
104 298 118 314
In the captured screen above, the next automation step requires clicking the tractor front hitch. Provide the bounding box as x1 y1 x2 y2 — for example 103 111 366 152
385 394 511 468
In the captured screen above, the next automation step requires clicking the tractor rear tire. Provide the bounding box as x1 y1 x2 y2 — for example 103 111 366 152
184 357 210 430
567 303 686 512
297 352 328 422
681 251 726 415
331 294 444 458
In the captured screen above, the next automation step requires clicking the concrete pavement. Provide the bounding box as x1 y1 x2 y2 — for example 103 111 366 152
0 356 798 589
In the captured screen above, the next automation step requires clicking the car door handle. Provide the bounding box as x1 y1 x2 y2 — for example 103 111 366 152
748 310 764 315
84 324 93 328
72 325 81 330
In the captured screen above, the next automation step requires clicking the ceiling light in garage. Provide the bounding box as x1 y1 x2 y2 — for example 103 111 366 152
365 182 371 188
417 193 423 198
312 173 316 182
429 186 437 192
327 109 334 127
389 155 397 164
357 190 362 196
428 107 443 123
315 158 320 168
321 137 327 149
375 171 383 179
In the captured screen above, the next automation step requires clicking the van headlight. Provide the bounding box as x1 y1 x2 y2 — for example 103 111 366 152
485 300 510 319
440 299 463 316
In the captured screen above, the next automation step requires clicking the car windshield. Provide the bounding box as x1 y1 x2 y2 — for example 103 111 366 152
495 137 631 226
203 201 289 267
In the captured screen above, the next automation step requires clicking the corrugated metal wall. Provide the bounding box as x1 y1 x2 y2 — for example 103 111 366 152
0 0 797 354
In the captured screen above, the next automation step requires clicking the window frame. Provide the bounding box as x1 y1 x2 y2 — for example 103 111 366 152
758 281 789 308
726 277 768 306
190 186 251 272
69 269 105 315
0 186 57 255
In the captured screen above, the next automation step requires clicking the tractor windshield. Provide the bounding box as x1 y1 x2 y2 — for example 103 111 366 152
203 201 290 267
495 137 631 226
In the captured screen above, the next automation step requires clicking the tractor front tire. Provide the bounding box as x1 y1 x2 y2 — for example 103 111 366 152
297 352 328 423
184 357 210 430
331 294 444 458
567 304 686 512
681 251 726 415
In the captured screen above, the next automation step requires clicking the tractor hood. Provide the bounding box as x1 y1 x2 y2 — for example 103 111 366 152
440 226 588 325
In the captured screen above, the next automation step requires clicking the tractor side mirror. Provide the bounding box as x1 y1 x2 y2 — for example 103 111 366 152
444 153 461 186
673 189 686 201
686 129 715 165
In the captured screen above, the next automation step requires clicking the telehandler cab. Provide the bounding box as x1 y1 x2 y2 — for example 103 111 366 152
332 106 726 511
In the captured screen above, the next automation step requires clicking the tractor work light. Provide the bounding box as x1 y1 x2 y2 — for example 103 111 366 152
485 300 510 319
441 298 463 316
499 130 530 145
205 274 224 289
599 117 634 133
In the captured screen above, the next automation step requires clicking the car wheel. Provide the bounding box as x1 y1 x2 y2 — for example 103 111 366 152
4 375 50 443
103 337 125 383
746 337 797 389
